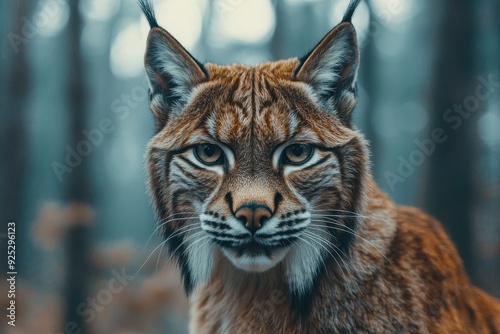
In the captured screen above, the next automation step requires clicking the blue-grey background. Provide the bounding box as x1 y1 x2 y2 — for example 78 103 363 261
1 0 499 333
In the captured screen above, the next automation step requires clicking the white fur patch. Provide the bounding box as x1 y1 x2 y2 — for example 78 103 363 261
222 247 289 273
186 226 216 288
283 225 327 295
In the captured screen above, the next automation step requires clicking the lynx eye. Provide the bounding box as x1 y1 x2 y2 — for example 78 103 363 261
194 144 224 165
282 144 314 165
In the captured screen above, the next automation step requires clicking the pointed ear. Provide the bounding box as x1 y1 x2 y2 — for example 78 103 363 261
144 27 207 129
139 0 207 130
294 22 360 126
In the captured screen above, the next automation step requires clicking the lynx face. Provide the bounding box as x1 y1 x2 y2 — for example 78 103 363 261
141 0 368 295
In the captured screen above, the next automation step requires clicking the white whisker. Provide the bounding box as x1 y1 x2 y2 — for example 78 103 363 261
135 238 168 276
310 220 392 265
181 235 211 258
143 215 198 251
168 230 205 262
155 239 166 277
304 227 350 265
303 230 349 281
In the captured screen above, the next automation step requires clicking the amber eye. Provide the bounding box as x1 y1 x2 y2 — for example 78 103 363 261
194 144 224 165
282 144 314 165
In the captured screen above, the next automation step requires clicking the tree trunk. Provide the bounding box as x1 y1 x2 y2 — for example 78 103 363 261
0 0 30 276
64 0 92 332
422 0 478 281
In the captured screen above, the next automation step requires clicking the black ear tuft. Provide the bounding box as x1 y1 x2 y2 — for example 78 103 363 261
138 0 159 28
342 0 362 23
294 0 363 126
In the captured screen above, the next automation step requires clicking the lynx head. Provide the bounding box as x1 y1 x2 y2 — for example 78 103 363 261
140 0 367 318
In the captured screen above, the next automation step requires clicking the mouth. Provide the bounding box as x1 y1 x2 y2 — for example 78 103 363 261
221 245 290 273
213 235 297 254
232 240 279 256
217 237 293 272
202 220 306 272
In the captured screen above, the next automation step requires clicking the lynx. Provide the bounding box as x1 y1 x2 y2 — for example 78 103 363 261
139 0 500 332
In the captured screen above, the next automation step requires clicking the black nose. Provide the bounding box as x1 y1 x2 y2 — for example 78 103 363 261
235 203 272 234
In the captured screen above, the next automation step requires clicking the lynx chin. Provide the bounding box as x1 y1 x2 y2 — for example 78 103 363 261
138 0 500 332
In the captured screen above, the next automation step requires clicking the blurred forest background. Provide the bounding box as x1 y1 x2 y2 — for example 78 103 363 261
0 0 499 333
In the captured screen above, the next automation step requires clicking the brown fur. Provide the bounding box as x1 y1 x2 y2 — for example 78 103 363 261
146 60 500 333
139 1 500 332
190 181 500 333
